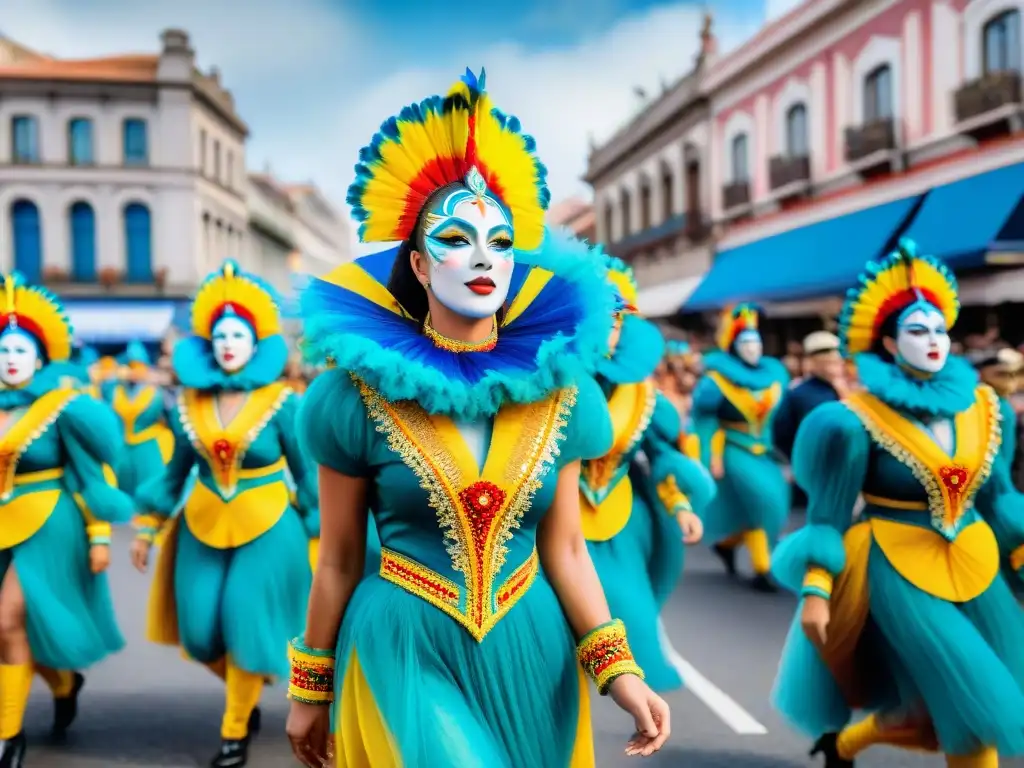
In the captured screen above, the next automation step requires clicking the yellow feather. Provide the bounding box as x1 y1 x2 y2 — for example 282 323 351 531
5 283 72 362
191 266 281 340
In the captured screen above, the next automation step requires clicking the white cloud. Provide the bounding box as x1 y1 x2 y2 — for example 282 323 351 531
765 0 806 20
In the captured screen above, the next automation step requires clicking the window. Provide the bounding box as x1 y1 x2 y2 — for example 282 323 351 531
11 116 39 164
786 103 809 157
10 200 42 283
199 129 207 173
603 203 614 243
620 190 632 238
864 65 893 122
639 180 651 231
67 118 94 165
984 10 1021 74
661 167 674 220
69 201 97 281
123 202 153 282
226 151 234 188
213 140 221 181
731 133 749 182
686 161 701 217
122 118 149 165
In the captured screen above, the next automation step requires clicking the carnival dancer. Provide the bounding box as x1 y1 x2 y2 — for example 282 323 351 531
691 304 789 590
104 340 174 501
771 239 1024 767
284 69 671 768
128 260 319 768
0 274 134 766
578 255 714 692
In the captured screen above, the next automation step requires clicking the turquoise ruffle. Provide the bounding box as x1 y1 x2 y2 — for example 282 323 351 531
702 349 789 391
172 333 288 392
854 352 977 417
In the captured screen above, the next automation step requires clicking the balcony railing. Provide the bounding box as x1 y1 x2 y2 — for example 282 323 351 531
769 155 811 191
722 181 750 211
685 212 710 241
610 213 686 256
955 71 1022 124
845 118 896 163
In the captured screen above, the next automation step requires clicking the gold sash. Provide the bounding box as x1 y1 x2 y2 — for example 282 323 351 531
706 371 780 437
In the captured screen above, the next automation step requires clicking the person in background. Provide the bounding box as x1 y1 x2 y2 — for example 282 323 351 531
782 341 803 383
282 354 307 394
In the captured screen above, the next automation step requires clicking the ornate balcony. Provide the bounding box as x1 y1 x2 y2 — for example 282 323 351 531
769 155 811 191
955 71 1022 124
845 118 896 164
722 181 750 211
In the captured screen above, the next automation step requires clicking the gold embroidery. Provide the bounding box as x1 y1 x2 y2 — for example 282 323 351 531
177 383 290 497
581 381 655 495
707 370 781 436
0 388 78 500
357 374 573 641
111 384 157 438
844 386 999 538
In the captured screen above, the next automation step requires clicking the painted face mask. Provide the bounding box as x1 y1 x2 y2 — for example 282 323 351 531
734 329 763 367
0 328 39 387
212 314 256 373
419 170 515 320
895 304 950 374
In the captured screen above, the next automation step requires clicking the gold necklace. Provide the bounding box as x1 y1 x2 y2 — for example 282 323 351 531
423 313 498 353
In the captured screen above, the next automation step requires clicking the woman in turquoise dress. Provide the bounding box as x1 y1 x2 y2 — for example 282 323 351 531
128 260 319 768
691 304 790 590
284 69 671 768
577 255 714 692
771 239 1024 768
0 273 134 767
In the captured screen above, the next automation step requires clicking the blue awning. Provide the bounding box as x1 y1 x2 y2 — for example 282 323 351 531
901 161 1024 267
64 299 188 344
684 195 922 311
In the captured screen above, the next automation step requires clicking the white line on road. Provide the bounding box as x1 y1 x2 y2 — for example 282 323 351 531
658 621 769 736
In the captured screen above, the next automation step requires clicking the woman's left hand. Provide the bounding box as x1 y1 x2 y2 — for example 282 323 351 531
678 510 703 544
89 544 111 574
608 674 671 756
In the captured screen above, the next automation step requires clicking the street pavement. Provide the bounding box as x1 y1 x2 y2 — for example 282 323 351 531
22 529 1024 767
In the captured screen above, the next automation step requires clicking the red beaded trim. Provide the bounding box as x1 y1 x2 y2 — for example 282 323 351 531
577 619 644 694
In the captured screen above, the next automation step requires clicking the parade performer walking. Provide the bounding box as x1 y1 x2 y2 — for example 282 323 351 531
284 68 671 768
129 260 319 768
580 255 713 692
691 304 789 590
771 239 1024 767
0 274 134 767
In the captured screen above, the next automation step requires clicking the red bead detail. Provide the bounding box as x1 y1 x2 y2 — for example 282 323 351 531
212 438 234 463
382 556 458 604
457 480 508 625
940 465 969 499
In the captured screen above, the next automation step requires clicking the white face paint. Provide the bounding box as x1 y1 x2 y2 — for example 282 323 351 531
419 177 515 320
895 305 950 374
0 329 39 387
211 315 256 373
734 329 763 367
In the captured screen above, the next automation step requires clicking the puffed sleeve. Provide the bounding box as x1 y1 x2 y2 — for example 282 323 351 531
690 375 725 467
643 392 716 518
556 375 613 466
771 402 869 598
134 404 197 532
999 395 1017 468
297 368 374 478
57 394 135 525
276 390 319 537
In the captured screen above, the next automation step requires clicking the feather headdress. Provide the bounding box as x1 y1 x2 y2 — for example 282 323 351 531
0 273 72 362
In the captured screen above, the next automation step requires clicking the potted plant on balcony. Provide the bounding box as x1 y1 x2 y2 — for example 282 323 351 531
154 266 169 291
42 265 68 284
99 266 122 289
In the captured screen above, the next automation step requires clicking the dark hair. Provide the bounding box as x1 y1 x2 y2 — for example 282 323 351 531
870 308 902 362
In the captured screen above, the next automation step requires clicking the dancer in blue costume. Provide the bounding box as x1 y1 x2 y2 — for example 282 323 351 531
578 255 714 692
103 340 174 500
771 239 1024 768
0 274 134 767
129 260 319 768
691 303 789 591
284 69 671 768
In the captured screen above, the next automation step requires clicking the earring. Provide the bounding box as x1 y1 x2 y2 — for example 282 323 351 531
424 281 431 290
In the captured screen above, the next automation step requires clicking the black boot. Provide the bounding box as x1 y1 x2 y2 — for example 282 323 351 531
210 738 249 768
52 672 85 737
751 573 778 593
810 732 854 767
247 707 261 738
0 732 27 768
712 543 737 576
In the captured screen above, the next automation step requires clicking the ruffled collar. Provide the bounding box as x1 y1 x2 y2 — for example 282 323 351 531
0 365 68 410
172 334 288 392
702 349 788 390
853 353 978 417
300 231 613 419
598 315 664 385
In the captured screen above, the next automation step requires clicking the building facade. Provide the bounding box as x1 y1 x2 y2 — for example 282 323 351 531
547 197 596 242
285 184 349 277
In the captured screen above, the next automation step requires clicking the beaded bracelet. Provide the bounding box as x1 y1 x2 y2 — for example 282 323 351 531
576 619 644 695
287 637 336 705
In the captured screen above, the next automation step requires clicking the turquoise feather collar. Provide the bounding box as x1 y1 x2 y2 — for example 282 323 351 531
702 349 789 390
0 365 68 410
854 353 978 417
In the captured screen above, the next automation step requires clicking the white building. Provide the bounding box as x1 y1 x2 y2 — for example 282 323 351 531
285 183 349 277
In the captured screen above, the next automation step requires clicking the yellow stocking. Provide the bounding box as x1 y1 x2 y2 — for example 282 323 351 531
742 529 771 575
946 747 999 767
34 665 76 698
0 663 33 739
837 714 938 760
221 660 264 740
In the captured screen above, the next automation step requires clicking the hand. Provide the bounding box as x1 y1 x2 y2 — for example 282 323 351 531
710 457 724 480
286 700 333 767
608 674 671 757
801 594 830 650
130 537 152 573
678 510 703 544
89 544 110 574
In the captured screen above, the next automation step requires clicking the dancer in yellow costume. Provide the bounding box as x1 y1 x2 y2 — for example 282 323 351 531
0 274 134 767
129 260 318 768
284 69 671 768
772 240 1024 767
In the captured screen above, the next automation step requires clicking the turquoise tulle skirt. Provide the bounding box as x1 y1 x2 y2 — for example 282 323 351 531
173 509 311 677
773 540 1024 756
704 444 790 543
1 494 123 669
332 574 591 767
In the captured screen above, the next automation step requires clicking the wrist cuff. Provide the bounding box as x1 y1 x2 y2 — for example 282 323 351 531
576 619 645 695
802 566 833 599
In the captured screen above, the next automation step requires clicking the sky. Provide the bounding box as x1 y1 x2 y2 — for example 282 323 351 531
3 0 804 245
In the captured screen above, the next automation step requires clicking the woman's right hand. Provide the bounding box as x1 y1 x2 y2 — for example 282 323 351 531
286 701 332 767
129 537 152 573
710 457 725 480
800 594 830 650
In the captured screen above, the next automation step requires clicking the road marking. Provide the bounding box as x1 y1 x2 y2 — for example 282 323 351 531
658 621 769 735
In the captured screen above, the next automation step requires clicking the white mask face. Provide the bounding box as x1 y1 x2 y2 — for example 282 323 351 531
419 180 515 320
734 329 763 366
0 329 39 387
896 306 950 374
212 315 256 373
